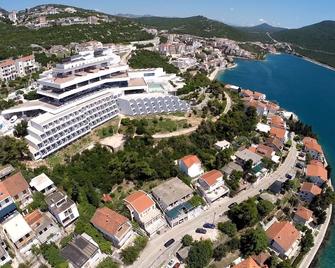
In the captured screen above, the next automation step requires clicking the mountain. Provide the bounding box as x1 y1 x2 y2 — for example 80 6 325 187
272 20 335 67
135 15 270 42
238 23 287 33
0 7 8 15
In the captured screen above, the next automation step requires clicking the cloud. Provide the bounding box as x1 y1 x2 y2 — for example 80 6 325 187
259 18 266 23
229 7 235 12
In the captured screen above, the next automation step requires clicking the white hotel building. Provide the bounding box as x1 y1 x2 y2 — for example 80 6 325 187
2 48 189 159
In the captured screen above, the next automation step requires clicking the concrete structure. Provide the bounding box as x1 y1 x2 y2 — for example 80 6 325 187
90 207 133 248
2 49 188 160
0 182 17 222
306 160 328 187
45 190 79 227
293 206 313 226
3 213 37 251
24 210 61 244
178 155 204 178
197 170 229 203
124 191 166 236
3 172 32 209
214 140 231 151
265 221 300 258
222 161 243 178
235 149 263 168
299 182 322 203
152 177 201 227
61 233 102 268
0 239 11 266
29 173 56 195
232 257 261 268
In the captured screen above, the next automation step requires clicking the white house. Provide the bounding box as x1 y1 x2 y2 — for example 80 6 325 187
45 190 79 227
124 191 166 236
214 140 231 151
178 155 204 178
29 173 57 195
197 170 229 203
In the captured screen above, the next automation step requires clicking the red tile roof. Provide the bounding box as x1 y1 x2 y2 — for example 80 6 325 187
124 191 155 213
256 144 274 158
303 137 323 154
24 210 43 226
270 127 286 140
18 55 34 62
180 155 201 168
101 194 112 203
266 221 300 252
0 59 15 68
300 182 322 196
91 207 129 236
233 257 261 268
0 182 10 202
295 206 313 221
306 161 328 182
3 172 29 197
200 170 223 186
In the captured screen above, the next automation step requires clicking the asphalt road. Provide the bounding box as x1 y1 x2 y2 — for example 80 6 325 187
131 141 298 268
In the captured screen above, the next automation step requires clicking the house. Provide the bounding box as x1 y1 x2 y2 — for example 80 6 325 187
265 221 301 258
3 172 32 209
293 206 313 225
3 213 37 251
265 136 284 153
266 101 280 115
90 207 133 248
29 173 56 195
178 155 204 177
214 140 231 151
124 191 166 236
0 239 11 266
256 122 271 133
222 162 243 178
0 182 17 222
45 190 79 227
0 165 15 180
251 144 275 159
269 180 283 195
235 149 263 168
24 210 61 244
244 99 268 116
232 257 261 268
61 233 102 268
299 182 322 203
270 126 287 142
197 170 229 203
240 89 266 100
303 137 324 162
306 160 328 187
251 252 270 267
101 194 112 203
152 177 201 227
268 115 286 129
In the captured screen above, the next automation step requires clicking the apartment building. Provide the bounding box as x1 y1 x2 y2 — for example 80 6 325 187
0 59 17 81
2 48 189 160
0 182 17 222
0 55 38 81
45 190 79 227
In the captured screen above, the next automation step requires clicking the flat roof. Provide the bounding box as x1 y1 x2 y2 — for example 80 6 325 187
235 149 263 164
29 173 54 192
0 165 15 179
3 213 32 243
152 177 193 207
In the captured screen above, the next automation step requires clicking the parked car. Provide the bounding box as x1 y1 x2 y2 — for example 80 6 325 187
196 228 207 234
203 223 215 229
296 162 304 169
166 259 177 268
228 202 237 209
285 173 293 179
164 239 175 248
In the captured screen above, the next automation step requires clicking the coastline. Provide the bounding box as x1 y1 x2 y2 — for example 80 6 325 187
299 55 335 72
208 63 237 81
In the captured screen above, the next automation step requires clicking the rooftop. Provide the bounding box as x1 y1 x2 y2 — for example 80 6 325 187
306 161 328 182
200 170 223 186
180 155 201 168
3 172 29 197
3 213 32 243
29 173 54 192
303 137 323 154
300 182 322 196
235 149 263 164
295 206 313 221
124 191 155 214
266 221 300 252
233 257 261 268
152 177 193 207
0 165 15 180
270 127 286 140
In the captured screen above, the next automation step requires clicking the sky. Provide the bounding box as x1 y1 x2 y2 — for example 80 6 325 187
1 0 334 28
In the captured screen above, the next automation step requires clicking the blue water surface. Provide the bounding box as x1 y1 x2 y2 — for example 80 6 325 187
218 54 335 268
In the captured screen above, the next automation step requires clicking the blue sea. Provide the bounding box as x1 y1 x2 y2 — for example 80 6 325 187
218 54 335 267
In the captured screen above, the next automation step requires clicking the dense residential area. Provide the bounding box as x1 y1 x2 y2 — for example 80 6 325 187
0 3 334 268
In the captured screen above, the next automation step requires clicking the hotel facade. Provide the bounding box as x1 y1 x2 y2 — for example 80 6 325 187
2 48 189 159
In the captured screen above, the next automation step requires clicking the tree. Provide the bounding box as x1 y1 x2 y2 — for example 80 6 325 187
121 236 148 265
40 243 68 268
14 120 28 137
240 227 268 256
187 240 213 268
181 234 193 247
276 260 293 268
29 192 48 212
213 244 227 261
257 200 275 218
226 237 240 251
217 221 237 237
97 258 119 268
228 198 259 229
0 136 29 165
300 229 314 254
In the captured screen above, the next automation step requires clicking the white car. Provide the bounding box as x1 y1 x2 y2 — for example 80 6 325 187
9 115 18 124
166 259 177 268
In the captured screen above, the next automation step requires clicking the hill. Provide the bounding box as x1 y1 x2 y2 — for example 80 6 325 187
272 20 335 67
135 15 270 42
0 7 8 15
237 23 286 33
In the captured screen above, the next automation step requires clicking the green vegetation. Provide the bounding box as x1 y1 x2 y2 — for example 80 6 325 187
96 257 119 268
257 199 275 218
177 72 211 95
39 243 68 268
14 120 28 138
213 243 227 261
96 125 116 138
0 20 153 60
228 198 259 229
29 192 48 212
217 221 237 237
23 90 39 100
181 234 193 247
240 227 268 256
188 194 205 207
121 236 148 265
0 136 29 165
187 239 213 268
136 16 269 42
129 50 179 73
